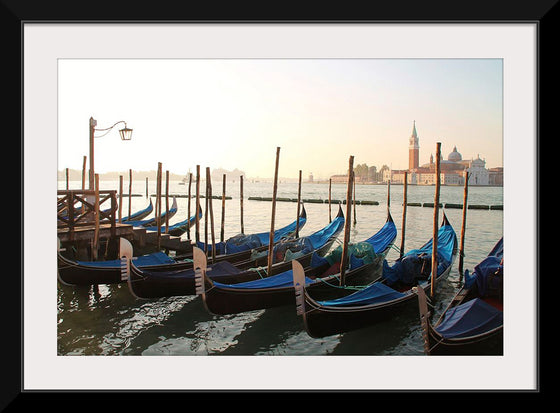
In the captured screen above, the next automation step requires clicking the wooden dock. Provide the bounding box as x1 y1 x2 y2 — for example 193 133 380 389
57 222 193 260
57 222 134 243
131 226 193 253
57 188 193 260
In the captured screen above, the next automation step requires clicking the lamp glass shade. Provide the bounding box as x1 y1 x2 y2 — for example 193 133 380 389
119 127 133 141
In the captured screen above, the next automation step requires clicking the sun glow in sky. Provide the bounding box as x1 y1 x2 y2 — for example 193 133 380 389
58 58 502 180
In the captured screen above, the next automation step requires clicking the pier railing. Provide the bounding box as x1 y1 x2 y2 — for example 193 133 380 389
57 189 118 239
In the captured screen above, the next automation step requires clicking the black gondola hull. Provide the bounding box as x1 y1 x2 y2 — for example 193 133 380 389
300 257 456 338
417 237 504 356
57 257 125 286
58 204 308 286
302 294 414 338
426 326 503 355
129 244 321 299
57 253 195 286
201 256 385 315
57 233 297 287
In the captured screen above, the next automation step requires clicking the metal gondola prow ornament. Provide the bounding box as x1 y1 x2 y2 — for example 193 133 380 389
292 259 307 316
57 237 72 286
119 237 134 282
414 286 432 355
193 246 208 297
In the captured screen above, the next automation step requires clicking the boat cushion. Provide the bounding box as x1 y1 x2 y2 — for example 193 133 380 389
434 298 503 339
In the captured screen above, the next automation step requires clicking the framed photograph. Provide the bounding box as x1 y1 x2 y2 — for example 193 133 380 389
15 3 549 400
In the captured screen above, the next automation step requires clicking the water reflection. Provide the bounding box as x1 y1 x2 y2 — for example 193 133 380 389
57 181 503 356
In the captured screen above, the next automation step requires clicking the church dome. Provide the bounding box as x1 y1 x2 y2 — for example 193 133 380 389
448 146 462 162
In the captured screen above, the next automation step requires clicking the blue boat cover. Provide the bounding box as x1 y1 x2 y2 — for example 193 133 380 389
213 269 314 289
142 260 242 279
125 204 178 227
314 223 456 308
208 216 344 290
361 219 399 255
196 240 227 256
253 215 307 245
305 215 345 250
434 298 503 339
224 234 263 254
77 251 175 268
144 210 201 232
464 238 503 295
317 282 406 307
382 223 457 286
311 217 396 270
272 214 345 261
197 215 307 256
274 237 315 261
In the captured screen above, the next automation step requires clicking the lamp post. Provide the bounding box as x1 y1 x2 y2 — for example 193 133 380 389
88 117 133 190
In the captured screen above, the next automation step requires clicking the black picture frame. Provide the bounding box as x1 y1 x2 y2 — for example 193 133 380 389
10 0 553 406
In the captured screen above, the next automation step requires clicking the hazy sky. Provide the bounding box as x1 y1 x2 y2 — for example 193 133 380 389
58 58 502 180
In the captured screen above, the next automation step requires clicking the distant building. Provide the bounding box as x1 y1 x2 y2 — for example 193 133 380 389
409 120 420 170
387 122 499 186
488 167 503 185
330 174 349 183
331 122 501 186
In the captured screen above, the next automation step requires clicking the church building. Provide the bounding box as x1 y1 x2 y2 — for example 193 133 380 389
386 122 497 185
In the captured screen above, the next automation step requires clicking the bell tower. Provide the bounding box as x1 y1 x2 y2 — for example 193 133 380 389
409 120 419 170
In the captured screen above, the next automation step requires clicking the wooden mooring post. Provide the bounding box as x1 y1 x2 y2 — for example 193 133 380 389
400 171 408 258
81 156 87 190
92 174 100 260
458 170 470 280
430 142 441 299
187 172 192 240
352 171 357 226
328 178 332 223
204 168 209 255
221 174 226 243
207 167 216 262
128 169 132 218
240 175 244 234
340 155 354 286
165 170 170 233
266 147 281 276
119 175 123 223
296 170 302 238
156 162 162 250
195 165 201 243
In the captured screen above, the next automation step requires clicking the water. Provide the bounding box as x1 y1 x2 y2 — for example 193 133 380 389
57 179 503 356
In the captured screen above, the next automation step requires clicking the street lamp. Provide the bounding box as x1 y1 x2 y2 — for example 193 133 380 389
88 117 133 190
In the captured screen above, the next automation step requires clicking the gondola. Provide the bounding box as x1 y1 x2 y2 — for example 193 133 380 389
142 203 203 236
195 204 307 257
416 238 503 355
59 199 152 223
125 197 178 227
121 198 154 222
57 206 308 286
123 206 345 299
195 211 397 315
291 213 458 338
